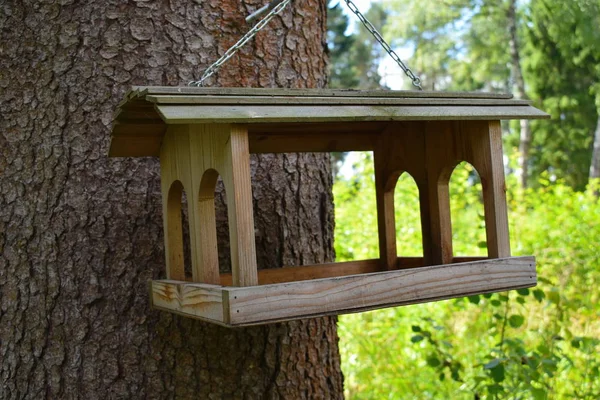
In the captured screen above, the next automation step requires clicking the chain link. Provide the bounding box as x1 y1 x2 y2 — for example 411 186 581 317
342 0 423 90
189 0 293 87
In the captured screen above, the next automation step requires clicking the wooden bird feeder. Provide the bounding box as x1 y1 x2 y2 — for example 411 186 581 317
109 86 548 327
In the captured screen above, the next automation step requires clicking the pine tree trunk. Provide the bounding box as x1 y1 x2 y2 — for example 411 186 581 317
0 1 344 399
507 0 531 188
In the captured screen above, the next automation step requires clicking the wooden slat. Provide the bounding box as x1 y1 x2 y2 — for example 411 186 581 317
218 257 489 285
150 257 536 326
108 135 162 157
156 104 549 124
146 95 532 106
133 86 515 99
248 131 377 153
225 256 535 326
151 280 226 323
219 259 382 286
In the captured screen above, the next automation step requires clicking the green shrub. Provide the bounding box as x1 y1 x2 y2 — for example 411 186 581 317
334 153 600 399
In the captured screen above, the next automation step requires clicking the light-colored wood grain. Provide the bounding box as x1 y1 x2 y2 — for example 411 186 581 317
220 259 382 286
160 124 258 287
155 104 549 125
225 256 535 325
217 257 489 285
146 94 532 106
150 257 534 326
221 125 258 286
151 280 226 324
134 86 515 99
149 257 533 326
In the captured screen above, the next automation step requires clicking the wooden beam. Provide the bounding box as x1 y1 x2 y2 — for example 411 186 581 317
134 86 516 99
146 95 533 106
151 280 227 324
218 257 489 285
156 104 550 125
151 257 536 327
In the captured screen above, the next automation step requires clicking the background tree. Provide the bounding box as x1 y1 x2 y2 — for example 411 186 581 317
0 1 344 398
327 0 385 90
523 0 600 189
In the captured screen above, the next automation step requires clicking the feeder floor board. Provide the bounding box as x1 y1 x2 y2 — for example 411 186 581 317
150 256 536 327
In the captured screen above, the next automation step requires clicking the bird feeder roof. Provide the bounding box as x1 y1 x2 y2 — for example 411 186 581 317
109 86 549 157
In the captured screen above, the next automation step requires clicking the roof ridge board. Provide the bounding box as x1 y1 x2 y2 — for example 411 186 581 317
144 94 532 106
130 86 513 100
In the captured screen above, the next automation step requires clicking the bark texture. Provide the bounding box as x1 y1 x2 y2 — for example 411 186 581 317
0 0 344 398
506 0 531 189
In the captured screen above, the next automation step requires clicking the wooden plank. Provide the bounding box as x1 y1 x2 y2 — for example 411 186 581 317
151 280 227 324
112 123 166 137
224 257 536 326
221 125 258 286
220 259 382 286
133 86 515 99
108 135 162 157
424 122 455 265
156 104 550 124
374 136 398 270
146 94 532 106
459 121 511 258
218 257 488 285
248 131 377 153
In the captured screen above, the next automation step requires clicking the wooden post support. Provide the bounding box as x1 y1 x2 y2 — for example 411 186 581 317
422 120 511 264
160 124 258 287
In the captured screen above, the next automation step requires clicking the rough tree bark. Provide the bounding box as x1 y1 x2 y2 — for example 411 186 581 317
0 1 344 399
507 0 531 189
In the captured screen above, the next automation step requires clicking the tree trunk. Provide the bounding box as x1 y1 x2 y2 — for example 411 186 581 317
0 1 344 399
507 0 531 188
589 113 600 186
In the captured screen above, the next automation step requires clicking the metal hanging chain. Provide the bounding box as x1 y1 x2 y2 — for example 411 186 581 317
342 0 423 90
189 0 293 87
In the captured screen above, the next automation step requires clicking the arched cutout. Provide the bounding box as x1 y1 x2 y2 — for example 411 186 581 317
448 162 487 257
394 172 423 257
165 180 192 281
194 169 225 284
214 175 231 274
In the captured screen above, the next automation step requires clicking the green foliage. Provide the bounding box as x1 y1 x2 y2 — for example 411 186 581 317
334 153 600 399
522 0 600 189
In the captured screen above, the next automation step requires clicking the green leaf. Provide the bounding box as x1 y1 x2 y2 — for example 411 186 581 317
516 296 526 305
509 314 525 328
487 384 503 395
426 355 441 368
484 359 501 369
490 364 505 383
491 300 502 307
468 295 481 304
531 388 547 400
517 288 530 296
477 241 487 249
439 372 445 381
411 325 421 332
411 335 424 343
533 289 545 302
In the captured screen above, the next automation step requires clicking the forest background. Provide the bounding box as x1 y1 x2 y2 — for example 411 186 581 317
327 0 600 398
